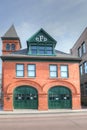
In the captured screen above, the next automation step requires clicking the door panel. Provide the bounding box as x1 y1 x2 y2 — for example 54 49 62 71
48 86 72 109
13 86 38 109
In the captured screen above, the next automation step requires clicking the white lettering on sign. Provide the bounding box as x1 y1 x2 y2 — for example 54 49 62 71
35 35 47 42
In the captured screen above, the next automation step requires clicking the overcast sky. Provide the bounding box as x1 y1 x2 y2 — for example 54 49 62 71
0 0 87 53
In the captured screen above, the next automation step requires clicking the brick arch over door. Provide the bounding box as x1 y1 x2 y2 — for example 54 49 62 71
6 80 42 95
43 80 79 95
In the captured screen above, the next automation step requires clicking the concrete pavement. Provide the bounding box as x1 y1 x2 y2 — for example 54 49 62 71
0 111 87 130
0 108 87 116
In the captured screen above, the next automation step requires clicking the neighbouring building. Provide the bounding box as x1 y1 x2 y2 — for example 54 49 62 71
71 27 87 106
0 74 2 107
1 25 81 111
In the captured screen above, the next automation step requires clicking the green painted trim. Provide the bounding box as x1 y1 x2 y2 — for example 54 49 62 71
27 28 57 44
27 43 56 56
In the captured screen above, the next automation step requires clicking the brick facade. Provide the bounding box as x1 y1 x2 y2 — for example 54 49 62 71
2 61 81 110
1 26 81 111
2 39 21 55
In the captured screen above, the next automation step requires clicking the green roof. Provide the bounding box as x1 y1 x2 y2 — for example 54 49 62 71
27 28 57 45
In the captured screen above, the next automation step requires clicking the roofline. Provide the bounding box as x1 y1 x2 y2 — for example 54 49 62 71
71 27 87 50
27 28 57 44
0 55 81 62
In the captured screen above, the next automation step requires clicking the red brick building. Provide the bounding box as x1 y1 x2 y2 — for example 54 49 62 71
1 25 81 111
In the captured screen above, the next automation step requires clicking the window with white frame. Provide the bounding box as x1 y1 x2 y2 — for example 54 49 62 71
28 64 36 77
16 64 24 77
49 65 57 78
60 65 68 78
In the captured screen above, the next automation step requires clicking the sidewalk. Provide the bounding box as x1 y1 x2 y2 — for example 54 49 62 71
0 108 87 115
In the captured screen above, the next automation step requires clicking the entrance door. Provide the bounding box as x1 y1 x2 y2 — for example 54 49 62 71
48 86 72 109
13 86 38 109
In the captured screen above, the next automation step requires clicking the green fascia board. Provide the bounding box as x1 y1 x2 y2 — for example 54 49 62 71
27 54 56 56
27 28 57 45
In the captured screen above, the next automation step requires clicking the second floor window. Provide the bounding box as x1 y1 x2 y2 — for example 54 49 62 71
16 64 24 77
49 65 57 78
60 65 68 78
28 64 36 77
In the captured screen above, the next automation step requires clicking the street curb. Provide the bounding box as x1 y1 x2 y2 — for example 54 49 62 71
0 109 87 116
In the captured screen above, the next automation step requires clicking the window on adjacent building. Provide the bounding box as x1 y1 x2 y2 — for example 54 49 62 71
28 64 36 77
60 65 68 78
80 65 83 75
49 65 58 78
84 83 87 96
78 42 86 57
83 62 87 74
6 43 10 51
82 42 86 54
78 47 82 57
81 84 84 96
16 64 24 77
11 44 15 50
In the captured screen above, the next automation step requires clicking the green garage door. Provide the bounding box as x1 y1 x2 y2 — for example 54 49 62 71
13 86 38 109
48 86 72 109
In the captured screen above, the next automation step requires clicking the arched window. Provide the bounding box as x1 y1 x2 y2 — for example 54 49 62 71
11 44 15 50
6 44 10 51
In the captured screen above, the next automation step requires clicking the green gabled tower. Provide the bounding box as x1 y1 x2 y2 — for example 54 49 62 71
27 28 57 56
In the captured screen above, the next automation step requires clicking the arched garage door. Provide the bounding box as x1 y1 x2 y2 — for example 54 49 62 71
48 86 72 109
13 86 38 109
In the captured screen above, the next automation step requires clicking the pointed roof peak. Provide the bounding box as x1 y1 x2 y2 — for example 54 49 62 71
2 24 19 39
27 28 57 44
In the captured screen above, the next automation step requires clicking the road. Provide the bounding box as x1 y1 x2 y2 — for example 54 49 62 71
0 113 87 130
